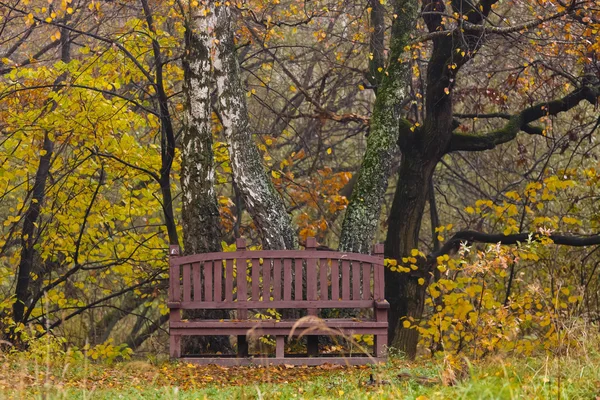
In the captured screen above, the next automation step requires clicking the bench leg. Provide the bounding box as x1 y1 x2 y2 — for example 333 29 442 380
238 335 249 357
307 336 318 357
170 334 181 358
374 334 387 358
276 336 285 358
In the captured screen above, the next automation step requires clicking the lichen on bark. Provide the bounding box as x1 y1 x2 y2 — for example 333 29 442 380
180 4 231 354
339 0 418 254
212 4 296 250
181 5 221 255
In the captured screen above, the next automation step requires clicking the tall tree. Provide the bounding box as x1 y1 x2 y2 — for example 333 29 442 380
179 1 232 354
12 25 71 329
180 2 222 255
339 0 600 358
211 2 297 250
338 0 418 254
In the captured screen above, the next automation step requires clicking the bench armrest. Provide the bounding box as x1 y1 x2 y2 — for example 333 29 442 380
167 301 181 309
374 300 390 309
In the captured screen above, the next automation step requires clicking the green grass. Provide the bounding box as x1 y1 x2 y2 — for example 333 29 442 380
1 351 599 399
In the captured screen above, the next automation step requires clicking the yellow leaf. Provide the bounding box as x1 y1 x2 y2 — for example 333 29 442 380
403 320 411 328
326 148 332 155
271 170 281 179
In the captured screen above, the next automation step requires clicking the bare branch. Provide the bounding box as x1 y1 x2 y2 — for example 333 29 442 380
448 85 600 152
431 230 600 260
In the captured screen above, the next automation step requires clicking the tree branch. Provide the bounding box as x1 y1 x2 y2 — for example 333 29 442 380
448 85 600 152
431 230 600 260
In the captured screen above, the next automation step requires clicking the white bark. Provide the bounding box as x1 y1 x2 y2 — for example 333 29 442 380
210 4 297 250
181 5 221 254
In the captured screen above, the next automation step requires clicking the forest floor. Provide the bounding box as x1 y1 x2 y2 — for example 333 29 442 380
1 347 600 400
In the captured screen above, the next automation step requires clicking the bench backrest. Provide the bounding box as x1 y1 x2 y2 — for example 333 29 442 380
169 237 384 311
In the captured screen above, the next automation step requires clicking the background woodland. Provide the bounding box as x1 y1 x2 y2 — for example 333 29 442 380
1 0 599 360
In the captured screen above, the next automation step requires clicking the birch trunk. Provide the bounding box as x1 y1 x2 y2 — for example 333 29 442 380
181 7 221 255
181 6 231 354
212 4 296 250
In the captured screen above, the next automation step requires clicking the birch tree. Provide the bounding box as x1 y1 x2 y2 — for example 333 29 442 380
211 3 297 250
180 2 231 353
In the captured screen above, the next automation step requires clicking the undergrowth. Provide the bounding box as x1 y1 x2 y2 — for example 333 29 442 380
1 337 599 399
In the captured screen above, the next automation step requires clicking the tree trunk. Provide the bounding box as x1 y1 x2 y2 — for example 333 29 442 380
140 0 180 248
384 153 437 358
339 0 417 253
384 26 456 357
12 27 71 329
179 5 231 354
212 4 296 250
181 7 222 256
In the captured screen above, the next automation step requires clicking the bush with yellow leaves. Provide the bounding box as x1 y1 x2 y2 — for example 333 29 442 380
415 238 585 358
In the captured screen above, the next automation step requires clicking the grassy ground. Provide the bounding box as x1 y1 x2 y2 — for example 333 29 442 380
1 348 599 400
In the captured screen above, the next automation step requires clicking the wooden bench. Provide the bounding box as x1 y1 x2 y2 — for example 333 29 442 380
168 237 388 365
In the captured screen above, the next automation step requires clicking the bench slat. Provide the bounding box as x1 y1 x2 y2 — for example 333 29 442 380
283 258 292 301
251 258 260 301
193 263 202 302
237 256 247 319
273 258 281 301
263 259 271 301
319 259 328 301
306 256 317 301
295 258 303 300
362 263 371 300
204 261 213 301
352 261 361 300
214 259 222 302
174 299 376 309
183 264 191 303
342 260 350 300
170 327 387 336
225 259 233 302
171 320 387 328
331 260 339 300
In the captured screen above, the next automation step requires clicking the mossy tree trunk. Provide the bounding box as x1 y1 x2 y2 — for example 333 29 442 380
339 0 418 254
382 0 600 358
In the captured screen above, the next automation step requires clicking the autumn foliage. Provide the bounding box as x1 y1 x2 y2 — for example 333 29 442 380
1 0 600 365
